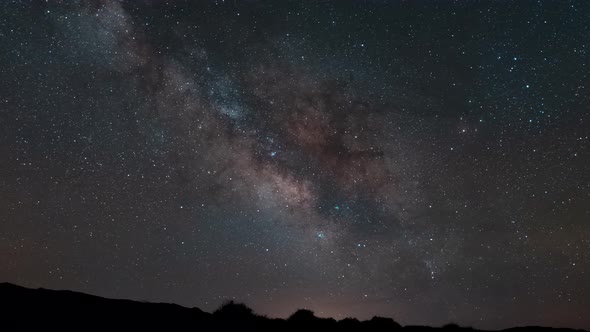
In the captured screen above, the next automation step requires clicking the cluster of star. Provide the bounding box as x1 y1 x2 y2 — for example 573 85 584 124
0 1 588 330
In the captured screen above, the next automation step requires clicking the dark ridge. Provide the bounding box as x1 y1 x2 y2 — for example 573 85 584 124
0 282 586 332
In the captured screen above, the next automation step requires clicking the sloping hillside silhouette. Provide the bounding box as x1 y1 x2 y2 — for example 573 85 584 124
0 282 586 331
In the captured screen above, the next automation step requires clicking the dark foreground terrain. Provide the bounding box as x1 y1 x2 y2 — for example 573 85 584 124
0 283 585 331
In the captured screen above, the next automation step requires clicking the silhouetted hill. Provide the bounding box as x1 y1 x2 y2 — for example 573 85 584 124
0 283 586 331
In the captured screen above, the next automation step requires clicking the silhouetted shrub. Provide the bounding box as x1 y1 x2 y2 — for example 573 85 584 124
214 300 254 319
443 323 461 329
288 308 317 322
362 316 402 330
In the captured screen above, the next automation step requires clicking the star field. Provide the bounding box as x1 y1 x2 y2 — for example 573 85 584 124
0 1 588 330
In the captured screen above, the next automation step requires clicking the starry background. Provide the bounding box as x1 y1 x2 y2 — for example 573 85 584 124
1 0 589 329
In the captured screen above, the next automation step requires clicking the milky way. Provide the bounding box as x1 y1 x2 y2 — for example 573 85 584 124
1 1 588 330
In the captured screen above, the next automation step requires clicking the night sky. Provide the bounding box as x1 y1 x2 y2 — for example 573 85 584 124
1 0 589 329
